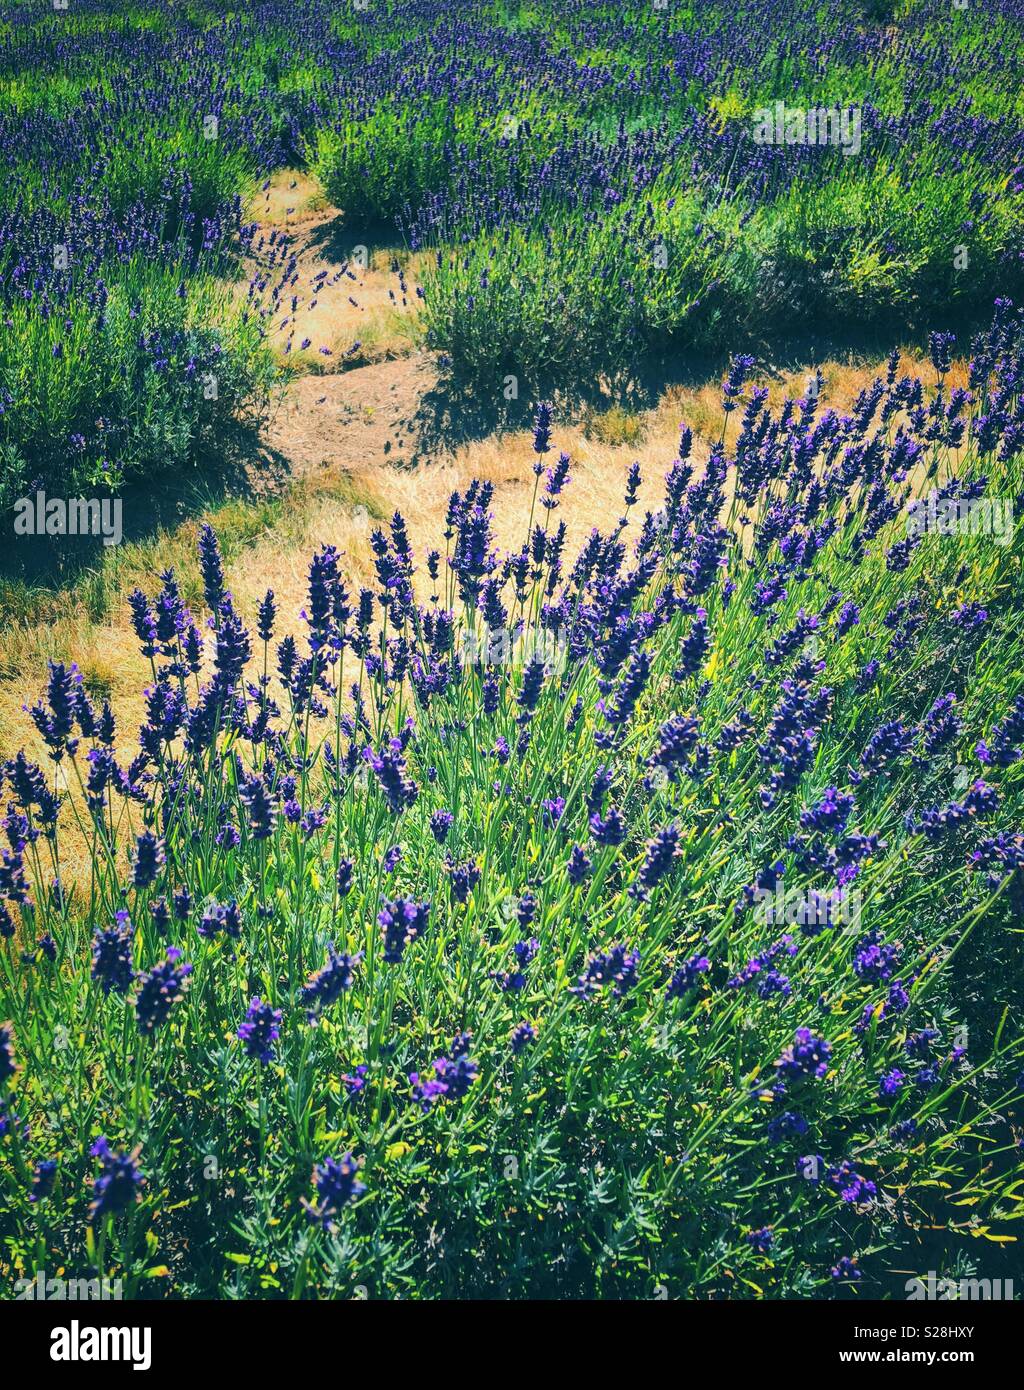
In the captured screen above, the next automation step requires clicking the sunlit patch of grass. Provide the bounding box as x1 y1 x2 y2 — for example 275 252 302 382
582 404 648 448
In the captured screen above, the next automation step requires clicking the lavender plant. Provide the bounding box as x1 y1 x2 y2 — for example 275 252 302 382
2 302 1023 1297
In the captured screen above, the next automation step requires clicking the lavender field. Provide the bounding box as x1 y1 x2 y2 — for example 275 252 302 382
1 0 1023 1307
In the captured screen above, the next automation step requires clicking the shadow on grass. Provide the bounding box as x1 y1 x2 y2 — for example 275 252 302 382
416 300 1001 447
0 415 292 603
0 300 996 603
304 212 413 267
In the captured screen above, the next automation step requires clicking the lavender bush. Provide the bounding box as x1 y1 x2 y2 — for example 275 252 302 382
1 303 1023 1296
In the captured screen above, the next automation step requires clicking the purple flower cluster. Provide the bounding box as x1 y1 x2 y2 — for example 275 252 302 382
571 945 640 1000
301 1154 366 1229
237 998 283 1066
89 1137 144 1222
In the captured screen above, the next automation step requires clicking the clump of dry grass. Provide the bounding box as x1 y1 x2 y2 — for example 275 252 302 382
582 403 648 448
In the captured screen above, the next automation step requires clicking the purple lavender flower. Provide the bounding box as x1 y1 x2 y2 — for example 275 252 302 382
150 898 170 936
799 787 855 835
28 661 80 761
364 744 419 814
238 773 275 840
905 1028 940 1058
511 1021 538 1054
567 844 592 884
855 659 880 693
134 948 192 1035
571 944 639 999
828 1161 877 1205
91 911 135 996
919 693 962 757
197 523 226 613
131 830 165 889
861 720 915 774
301 945 361 1021
446 856 481 904
128 592 158 659
30 1158 57 1203
237 997 282 1065
342 1064 368 1098
89 1136 144 1221
631 825 681 899
336 859 354 896
433 1048 479 1100
517 655 547 719
767 1113 809 1145
516 891 538 930
543 451 572 508
746 1226 774 1255
775 1027 832 1080
852 929 900 983
878 1067 906 1097
722 353 756 411
198 899 242 940
675 610 709 680
410 1068 449 1111
976 694 1024 766
666 954 710 999
929 330 956 374
301 1154 366 1229
379 897 430 963
0 1022 17 1086
532 400 553 456
834 601 860 637
590 807 626 846
257 589 277 643
600 647 651 729
624 461 641 508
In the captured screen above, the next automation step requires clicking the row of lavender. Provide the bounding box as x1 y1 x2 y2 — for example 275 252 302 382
4 0 1024 510
1 303 1023 1295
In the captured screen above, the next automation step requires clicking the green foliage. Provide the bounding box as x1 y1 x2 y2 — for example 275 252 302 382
0 262 273 514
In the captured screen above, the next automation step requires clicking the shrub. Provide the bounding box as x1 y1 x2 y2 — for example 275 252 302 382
2 304 1023 1298
0 260 273 516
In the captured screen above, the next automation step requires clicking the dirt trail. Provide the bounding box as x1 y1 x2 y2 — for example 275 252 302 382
262 353 440 480
238 170 440 485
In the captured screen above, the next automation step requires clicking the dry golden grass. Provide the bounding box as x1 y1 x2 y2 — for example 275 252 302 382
235 170 426 373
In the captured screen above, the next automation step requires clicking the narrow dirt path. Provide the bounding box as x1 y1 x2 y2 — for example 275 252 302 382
238 170 441 485
262 353 440 478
